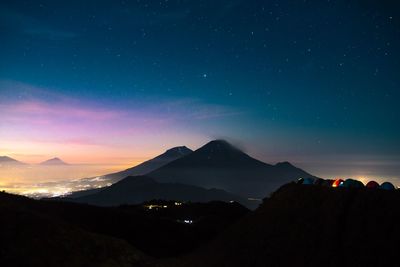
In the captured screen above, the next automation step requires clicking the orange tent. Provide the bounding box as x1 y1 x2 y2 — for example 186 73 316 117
332 179 344 187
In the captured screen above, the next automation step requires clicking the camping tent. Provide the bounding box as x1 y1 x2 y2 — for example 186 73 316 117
380 182 395 190
341 179 364 188
366 181 379 189
302 178 315 185
332 179 344 188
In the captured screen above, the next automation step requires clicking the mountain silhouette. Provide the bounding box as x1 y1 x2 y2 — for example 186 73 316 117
0 156 26 166
79 146 193 185
39 157 68 165
67 175 249 207
148 140 316 198
179 183 400 267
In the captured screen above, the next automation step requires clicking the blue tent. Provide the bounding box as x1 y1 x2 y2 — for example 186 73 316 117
341 179 364 188
302 178 315 185
380 182 395 190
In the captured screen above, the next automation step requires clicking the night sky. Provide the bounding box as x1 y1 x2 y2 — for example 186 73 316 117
1 1 399 182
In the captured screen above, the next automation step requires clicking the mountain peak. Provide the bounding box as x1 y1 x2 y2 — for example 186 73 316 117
0 156 16 162
195 140 251 160
164 146 193 157
40 157 68 165
0 156 26 165
152 139 267 169
201 139 239 152
275 161 295 167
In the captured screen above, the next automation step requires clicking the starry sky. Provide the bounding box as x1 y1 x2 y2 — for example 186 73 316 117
1 0 399 182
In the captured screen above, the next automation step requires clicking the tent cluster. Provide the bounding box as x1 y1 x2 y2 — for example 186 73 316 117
297 177 397 191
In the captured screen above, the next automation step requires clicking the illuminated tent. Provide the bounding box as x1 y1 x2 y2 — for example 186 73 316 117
380 182 395 190
366 181 379 189
302 178 315 185
341 179 364 188
332 179 344 187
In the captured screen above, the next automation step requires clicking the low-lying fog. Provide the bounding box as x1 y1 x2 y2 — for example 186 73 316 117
0 164 127 197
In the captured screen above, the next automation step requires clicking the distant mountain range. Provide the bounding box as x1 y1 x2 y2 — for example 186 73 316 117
57 140 315 209
63 175 249 207
148 140 316 198
0 156 68 166
39 157 68 165
0 156 26 166
3 139 317 208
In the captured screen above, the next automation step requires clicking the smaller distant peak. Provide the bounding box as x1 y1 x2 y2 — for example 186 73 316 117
0 156 14 161
166 146 191 152
165 146 193 155
0 156 26 165
275 161 295 168
40 157 68 165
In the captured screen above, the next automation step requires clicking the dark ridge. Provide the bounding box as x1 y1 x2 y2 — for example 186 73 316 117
178 183 400 267
0 192 148 267
83 146 193 183
65 175 251 208
0 190 248 260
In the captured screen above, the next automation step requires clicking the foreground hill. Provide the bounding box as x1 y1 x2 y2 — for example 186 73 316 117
0 191 248 262
0 192 147 267
176 183 400 267
149 140 315 198
67 175 252 208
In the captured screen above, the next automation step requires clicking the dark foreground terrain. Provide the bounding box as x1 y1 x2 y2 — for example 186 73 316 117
172 183 400 267
0 191 248 267
2 183 400 267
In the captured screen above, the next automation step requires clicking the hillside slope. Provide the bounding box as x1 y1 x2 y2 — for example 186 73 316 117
0 192 147 267
66 146 193 196
177 183 400 267
70 175 251 207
